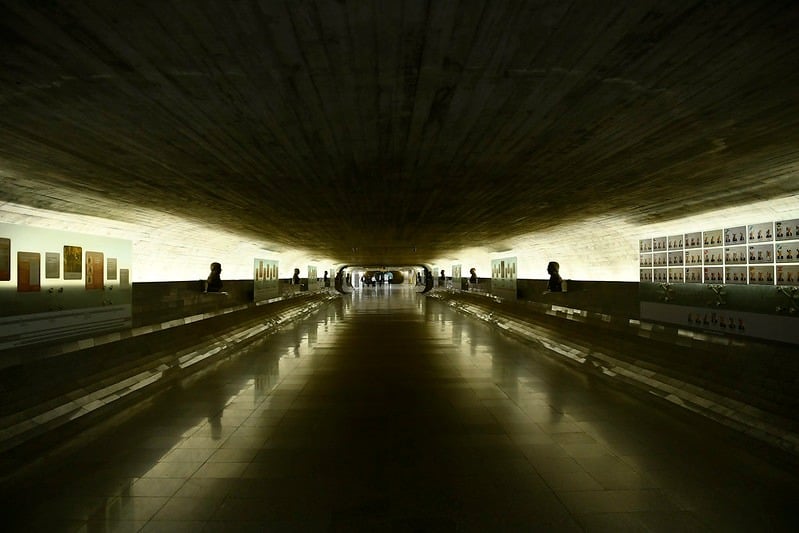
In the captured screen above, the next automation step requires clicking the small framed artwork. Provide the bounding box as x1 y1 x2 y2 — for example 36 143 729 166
64 245 82 280
85 251 104 290
17 252 41 292
107 257 118 281
45 252 60 279
0 237 10 281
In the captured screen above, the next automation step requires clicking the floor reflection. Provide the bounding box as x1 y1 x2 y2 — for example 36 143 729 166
4 286 799 531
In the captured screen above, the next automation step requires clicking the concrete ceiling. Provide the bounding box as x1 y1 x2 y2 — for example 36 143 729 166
1 1 798 266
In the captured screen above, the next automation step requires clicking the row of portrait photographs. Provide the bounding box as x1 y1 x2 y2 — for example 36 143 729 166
254 261 279 281
9 246 126 292
641 265 799 285
639 219 799 253
640 241 799 267
491 260 517 279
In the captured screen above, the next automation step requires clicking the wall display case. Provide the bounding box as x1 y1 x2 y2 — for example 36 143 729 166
775 242 798 262
724 226 745 244
748 244 773 264
85 251 104 290
703 229 723 247
686 268 702 283
642 219 799 287
775 219 799 240
17 252 41 292
63 245 82 280
107 257 117 280
748 222 773 242
776 265 799 285
703 267 723 283
685 232 702 249
685 250 702 266
45 252 60 279
641 219 799 344
749 266 774 285
491 257 517 298
725 267 747 284
703 247 723 265
253 258 279 302
725 246 747 264
0 237 9 281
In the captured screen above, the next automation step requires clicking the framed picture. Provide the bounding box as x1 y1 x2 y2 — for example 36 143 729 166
107 257 118 280
64 245 82 280
0 237 9 281
85 251 104 290
45 252 60 279
17 252 41 292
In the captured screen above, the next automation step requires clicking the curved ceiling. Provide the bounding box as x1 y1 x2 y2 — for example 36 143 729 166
1 1 798 265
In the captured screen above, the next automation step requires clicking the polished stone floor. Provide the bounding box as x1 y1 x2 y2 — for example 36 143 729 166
4 285 799 531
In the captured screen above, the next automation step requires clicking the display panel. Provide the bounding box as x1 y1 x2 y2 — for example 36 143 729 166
639 238 652 252
668 268 684 283
17 252 41 292
725 246 746 264
703 267 723 283
640 269 652 282
685 232 702 249
254 258 279 301
491 256 517 295
0 237 9 281
63 245 82 280
725 226 745 244
686 268 702 283
668 251 683 266
685 250 702 266
653 236 667 251
85 251 104 290
776 219 799 241
107 257 117 280
776 265 799 285
749 266 774 285
642 219 799 287
725 267 747 284
45 252 60 279
703 229 723 247
653 268 667 283
703 248 723 265
748 222 773 242
668 235 684 250
775 242 798 262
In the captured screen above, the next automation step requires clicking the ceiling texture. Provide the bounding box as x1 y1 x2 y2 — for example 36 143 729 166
1 1 798 266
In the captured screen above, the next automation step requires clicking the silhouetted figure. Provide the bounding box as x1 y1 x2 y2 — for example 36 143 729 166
439 269 446 286
324 270 329 287
206 262 223 292
546 261 563 292
292 268 301 285
416 272 422 285
469 267 477 287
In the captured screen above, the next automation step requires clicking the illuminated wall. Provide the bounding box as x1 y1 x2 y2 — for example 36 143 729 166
434 195 799 282
0 203 332 283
